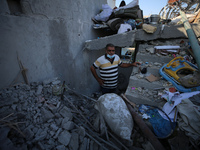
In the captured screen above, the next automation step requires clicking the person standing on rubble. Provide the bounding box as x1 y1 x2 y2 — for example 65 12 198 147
90 43 140 94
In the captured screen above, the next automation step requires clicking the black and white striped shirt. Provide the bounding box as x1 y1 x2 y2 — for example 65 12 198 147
93 54 122 89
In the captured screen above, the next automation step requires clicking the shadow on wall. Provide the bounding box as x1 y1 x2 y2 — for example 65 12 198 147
7 0 23 15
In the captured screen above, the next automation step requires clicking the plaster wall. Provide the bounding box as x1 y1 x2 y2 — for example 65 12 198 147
0 0 106 94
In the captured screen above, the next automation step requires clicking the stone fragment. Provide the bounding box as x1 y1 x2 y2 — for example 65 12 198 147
63 121 74 130
37 142 45 150
180 51 186 56
47 119 54 123
32 127 38 134
19 95 24 101
16 104 22 111
136 74 144 79
54 128 62 139
11 104 17 110
47 138 55 145
33 131 47 142
52 80 61 85
78 126 85 143
146 47 154 54
55 118 62 126
36 85 43 95
41 108 54 122
23 127 34 140
43 77 58 85
148 91 153 96
90 140 94 150
0 97 19 107
156 53 162 57
49 131 55 137
56 145 66 150
93 141 99 150
69 132 79 150
50 124 58 131
57 130 71 146
78 126 85 137
46 104 57 113
59 106 72 119
137 87 142 92
154 62 162 66
79 137 88 150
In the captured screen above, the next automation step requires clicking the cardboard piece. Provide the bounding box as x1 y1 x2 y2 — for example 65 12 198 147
145 74 160 82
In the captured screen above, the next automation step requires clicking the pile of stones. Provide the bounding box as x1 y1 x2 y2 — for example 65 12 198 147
0 78 152 150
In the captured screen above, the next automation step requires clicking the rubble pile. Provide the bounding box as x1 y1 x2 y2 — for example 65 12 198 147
126 39 191 103
0 78 151 150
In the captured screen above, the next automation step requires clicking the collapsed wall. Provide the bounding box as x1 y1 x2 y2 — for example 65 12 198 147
0 0 106 95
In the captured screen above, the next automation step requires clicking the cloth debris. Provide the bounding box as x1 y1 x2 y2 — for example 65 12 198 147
117 23 132 34
94 4 113 22
177 98 200 141
159 91 200 122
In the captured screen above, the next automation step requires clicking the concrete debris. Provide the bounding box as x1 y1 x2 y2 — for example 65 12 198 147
125 38 199 108
0 79 151 150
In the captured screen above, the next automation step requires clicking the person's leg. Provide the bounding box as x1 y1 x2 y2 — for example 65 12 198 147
101 87 117 94
101 87 109 94
110 88 117 93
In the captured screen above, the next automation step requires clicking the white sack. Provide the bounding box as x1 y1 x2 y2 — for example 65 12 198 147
94 4 113 22
117 23 132 34
95 93 133 140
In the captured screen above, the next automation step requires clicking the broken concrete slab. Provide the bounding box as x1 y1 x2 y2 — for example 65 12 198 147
57 130 71 146
135 24 200 42
136 53 172 64
85 30 136 50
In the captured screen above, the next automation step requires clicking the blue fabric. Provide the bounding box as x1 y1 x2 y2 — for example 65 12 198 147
139 105 176 138
125 19 136 29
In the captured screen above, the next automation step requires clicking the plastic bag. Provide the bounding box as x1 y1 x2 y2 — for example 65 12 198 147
94 4 113 22
117 23 132 34
95 93 133 140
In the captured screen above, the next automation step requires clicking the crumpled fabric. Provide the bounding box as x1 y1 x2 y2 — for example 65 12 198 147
94 4 113 22
117 23 132 34
177 98 200 141
139 105 176 138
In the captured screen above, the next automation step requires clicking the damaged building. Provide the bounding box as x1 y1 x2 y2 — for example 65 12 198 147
0 0 200 150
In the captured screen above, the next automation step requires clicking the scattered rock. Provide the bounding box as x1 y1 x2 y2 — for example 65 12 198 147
36 85 43 95
57 130 71 146
59 106 73 119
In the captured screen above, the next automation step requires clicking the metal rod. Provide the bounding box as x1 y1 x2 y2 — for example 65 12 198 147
180 10 200 71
